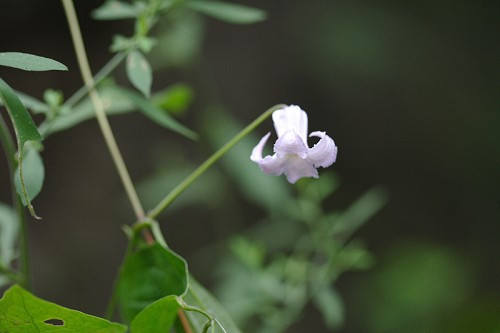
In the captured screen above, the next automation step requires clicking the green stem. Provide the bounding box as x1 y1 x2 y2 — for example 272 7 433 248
61 0 145 220
147 104 286 220
63 52 127 110
16 199 30 289
37 52 127 137
0 113 30 289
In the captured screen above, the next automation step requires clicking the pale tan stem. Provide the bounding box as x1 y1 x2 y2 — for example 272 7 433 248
61 0 145 219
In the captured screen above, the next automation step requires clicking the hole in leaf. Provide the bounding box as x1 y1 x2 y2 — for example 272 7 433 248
44 318 65 326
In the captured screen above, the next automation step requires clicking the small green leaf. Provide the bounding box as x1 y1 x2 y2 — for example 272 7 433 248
185 0 266 24
126 50 152 97
117 243 188 323
184 277 243 333
112 86 198 140
131 295 181 333
312 286 345 329
0 78 42 217
152 83 194 115
14 145 44 206
110 35 137 53
40 86 135 136
0 203 18 267
92 0 145 20
0 285 127 332
0 52 67 71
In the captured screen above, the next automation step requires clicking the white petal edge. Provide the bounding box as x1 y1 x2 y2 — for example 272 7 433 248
272 105 308 142
259 155 286 176
307 131 337 168
250 132 271 162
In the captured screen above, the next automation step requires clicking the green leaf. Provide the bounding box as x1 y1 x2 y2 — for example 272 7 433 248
0 78 42 217
14 145 44 206
152 83 194 116
112 86 198 140
0 91 50 114
186 0 266 24
0 79 41 144
0 203 18 267
184 277 243 333
312 285 345 329
40 86 135 136
110 35 137 53
0 52 67 71
126 50 152 97
130 295 181 333
92 0 145 20
0 285 127 332
117 243 188 323
330 187 388 238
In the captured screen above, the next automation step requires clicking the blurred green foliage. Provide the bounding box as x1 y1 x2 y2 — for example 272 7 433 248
0 0 498 332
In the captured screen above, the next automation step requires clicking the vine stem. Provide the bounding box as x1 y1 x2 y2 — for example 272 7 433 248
147 103 286 220
63 52 127 110
0 113 30 289
61 0 145 220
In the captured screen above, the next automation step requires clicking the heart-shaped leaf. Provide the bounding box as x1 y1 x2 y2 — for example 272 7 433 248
130 295 181 333
117 243 188 323
0 285 127 332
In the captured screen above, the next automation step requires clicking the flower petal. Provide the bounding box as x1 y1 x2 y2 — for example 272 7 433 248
259 154 286 176
250 132 271 162
307 131 337 168
274 130 308 158
282 156 318 183
272 105 308 142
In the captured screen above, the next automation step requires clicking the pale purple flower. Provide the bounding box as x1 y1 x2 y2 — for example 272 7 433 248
251 105 338 183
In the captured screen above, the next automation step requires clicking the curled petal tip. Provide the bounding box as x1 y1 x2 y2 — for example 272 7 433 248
250 132 271 162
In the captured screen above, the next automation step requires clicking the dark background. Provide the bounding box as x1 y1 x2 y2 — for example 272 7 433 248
1 1 498 332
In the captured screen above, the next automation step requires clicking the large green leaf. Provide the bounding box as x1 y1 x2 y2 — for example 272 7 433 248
184 277 243 333
0 78 42 217
130 295 181 333
117 243 188 323
126 50 152 97
186 0 266 24
112 86 198 140
0 203 18 267
0 53 67 71
0 285 127 332
92 0 145 20
13 145 44 206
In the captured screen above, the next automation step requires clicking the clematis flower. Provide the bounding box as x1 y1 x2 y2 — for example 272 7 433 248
250 105 338 183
